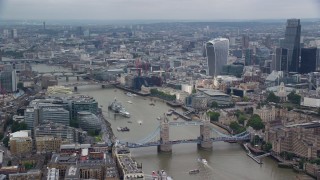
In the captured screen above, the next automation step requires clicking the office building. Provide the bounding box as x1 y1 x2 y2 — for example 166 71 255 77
274 48 289 72
280 19 301 72
0 70 17 92
9 130 33 155
300 47 317 74
40 107 70 125
245 49 254 66
205 38 229 76
70 96 98 119
34 121 86 143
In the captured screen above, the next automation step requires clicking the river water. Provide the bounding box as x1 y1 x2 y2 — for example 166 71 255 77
33 64 296 180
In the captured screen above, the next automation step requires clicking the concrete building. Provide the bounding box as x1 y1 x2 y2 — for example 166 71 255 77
9 130 33 156
205 38 229 76
47 168 59 180
35 136 62 154
9 170 41 180
197 88 233 107
34 121 86 143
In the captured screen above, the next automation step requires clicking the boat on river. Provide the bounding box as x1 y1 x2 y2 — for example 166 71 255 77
117 127 130 132
189 169 200 174
108 98 130 118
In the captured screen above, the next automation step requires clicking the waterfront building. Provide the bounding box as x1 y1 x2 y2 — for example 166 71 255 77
197 88 233 107
266 121 320 159
34 121 86 143
9 170 41 180
77 111 101 132
205 38 229 76
300 47 317 74
280 19 301 73
113 146 144 180
70 96 98 119
9 130 33 156
35 136 62 154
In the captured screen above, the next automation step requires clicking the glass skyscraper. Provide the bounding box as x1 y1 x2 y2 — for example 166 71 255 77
280 19 301 73
205 38 229 76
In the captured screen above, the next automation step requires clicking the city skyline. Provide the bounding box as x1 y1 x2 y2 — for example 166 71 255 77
0 0 319 21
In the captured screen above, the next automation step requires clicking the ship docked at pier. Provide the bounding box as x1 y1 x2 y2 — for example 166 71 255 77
108 98 131 118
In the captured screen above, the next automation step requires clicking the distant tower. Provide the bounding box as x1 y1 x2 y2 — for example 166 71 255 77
43 21 46 30
280 19 301 73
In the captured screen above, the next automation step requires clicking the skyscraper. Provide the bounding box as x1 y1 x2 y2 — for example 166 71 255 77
280 19 301 72
242 35 249 50
274 48 289 72
300 47 317 74
205 38 229 76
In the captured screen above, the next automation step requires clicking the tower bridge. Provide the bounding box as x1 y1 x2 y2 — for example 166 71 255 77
119 114 251 152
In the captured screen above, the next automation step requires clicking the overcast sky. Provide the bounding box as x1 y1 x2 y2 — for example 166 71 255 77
0 0 319 20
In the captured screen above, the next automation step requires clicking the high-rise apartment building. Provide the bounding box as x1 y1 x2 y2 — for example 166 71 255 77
205 38 229 76
300 47 317 74
280 19 301 72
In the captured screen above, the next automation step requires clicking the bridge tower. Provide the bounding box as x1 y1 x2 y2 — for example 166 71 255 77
199 113 213 149
158 115 172 152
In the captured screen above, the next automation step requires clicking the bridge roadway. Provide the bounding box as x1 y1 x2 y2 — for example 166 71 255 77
63 81 119 88
125 135 250 148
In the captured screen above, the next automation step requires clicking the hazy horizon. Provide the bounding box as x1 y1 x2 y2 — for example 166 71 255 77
1 0 319 21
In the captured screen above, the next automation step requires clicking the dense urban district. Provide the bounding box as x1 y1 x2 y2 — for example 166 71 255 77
0 19 320 180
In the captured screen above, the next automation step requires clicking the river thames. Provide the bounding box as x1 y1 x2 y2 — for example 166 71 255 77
33 64 296 180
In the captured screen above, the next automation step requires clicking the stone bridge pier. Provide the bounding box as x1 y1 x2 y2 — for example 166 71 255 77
158 115 172 152
199 114 213 150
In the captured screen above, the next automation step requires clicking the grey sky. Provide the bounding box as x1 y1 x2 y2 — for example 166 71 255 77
1 0 319 20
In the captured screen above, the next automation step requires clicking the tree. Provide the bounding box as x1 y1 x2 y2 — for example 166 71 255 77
70 119 79 128
238 115 246 125
211 101 218 108
17 82 24 90
229 121 246 134
266 92 280 103
24 162 33 170
3 137 9 147
207 111 220 122
7 160 12 166
243 96 249 102
247 114 265 130
192 88 196 94
262 142 272 152
11 121 28 133
287 91 301 105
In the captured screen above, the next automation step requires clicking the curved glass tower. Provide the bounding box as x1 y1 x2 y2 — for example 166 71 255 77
205 38 229 76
